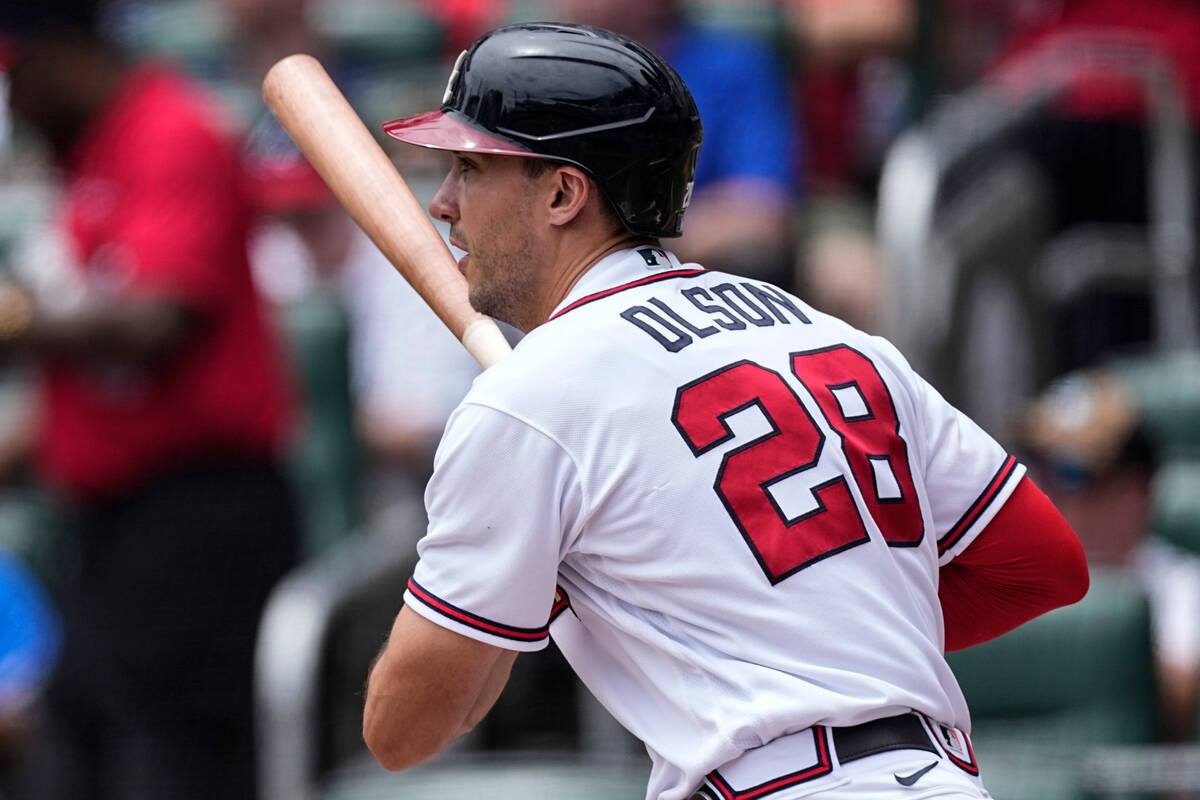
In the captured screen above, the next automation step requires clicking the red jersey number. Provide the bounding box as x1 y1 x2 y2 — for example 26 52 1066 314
791 346 924 547
672 347 924 584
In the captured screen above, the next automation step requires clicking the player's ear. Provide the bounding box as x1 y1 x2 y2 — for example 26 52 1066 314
546 165 591 228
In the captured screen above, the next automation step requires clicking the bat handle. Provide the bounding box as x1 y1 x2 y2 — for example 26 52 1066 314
462 319 513 369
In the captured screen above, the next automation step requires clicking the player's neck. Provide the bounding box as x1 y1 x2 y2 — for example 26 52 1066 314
535 231 651 328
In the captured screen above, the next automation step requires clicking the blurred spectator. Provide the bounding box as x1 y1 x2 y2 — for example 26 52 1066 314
1022 370 1200 740
783 0 913 332
0 548 59 794
220 0 322 81
244 129 480 539
0 2 300 798
551 0 800 286
780 0 1055 333
786 0 912 192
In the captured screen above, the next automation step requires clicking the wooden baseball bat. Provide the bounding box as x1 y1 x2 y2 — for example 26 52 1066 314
261 54 511 369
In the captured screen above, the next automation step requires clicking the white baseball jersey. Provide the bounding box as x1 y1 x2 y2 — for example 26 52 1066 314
405 247 1024 800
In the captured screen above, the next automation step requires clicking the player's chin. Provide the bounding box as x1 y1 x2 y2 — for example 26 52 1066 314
467 282 490 316
468 281 507 321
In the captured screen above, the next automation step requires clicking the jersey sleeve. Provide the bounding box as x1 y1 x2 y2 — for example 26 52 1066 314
405 402 584 651
904 363 1026 565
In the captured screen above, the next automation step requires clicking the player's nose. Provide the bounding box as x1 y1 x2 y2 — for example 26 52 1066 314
429 173 459 224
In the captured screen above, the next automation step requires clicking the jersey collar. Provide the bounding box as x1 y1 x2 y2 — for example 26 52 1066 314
546 247 703 323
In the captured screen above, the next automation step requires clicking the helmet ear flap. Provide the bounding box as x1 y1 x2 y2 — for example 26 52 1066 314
383 23 703 239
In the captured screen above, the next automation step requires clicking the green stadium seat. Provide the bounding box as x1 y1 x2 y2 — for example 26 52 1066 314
278 292 361 556
1151 458 1200 554
349 64 449 133
0 486 57 582
321 753 649 800
683 0 788 46
111 0 231 74
1104 351 1200 556
1110 351 1200 459
309 0 443 68
948 567 1157 800
0 180 54 270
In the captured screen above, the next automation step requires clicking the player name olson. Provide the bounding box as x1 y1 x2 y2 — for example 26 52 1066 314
620 281 812 352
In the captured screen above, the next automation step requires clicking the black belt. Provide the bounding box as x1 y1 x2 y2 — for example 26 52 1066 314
831 713 938 764
690 714 940 800
696 714 955 800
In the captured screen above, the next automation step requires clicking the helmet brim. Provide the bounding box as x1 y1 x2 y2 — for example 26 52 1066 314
383 110 538 158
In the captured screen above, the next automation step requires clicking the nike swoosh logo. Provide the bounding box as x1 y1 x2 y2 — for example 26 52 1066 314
894 761 939 787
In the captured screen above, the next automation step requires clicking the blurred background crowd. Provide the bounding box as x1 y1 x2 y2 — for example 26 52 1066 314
0 0 1198 799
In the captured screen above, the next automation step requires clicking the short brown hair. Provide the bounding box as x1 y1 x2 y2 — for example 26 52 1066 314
520 157 554 179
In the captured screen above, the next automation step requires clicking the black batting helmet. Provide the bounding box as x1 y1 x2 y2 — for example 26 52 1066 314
383 23 703 238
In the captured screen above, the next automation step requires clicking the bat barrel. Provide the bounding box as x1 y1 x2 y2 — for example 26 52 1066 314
262 54 511 368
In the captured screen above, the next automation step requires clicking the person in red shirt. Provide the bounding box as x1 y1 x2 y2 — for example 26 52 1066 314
1 2 300 798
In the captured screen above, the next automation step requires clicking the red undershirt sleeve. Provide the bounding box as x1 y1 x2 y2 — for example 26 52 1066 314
938 475 1090 652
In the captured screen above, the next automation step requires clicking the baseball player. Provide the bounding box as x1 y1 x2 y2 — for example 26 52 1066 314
363 23 1090 800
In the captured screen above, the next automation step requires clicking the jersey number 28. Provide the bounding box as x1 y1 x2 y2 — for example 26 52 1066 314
671 345 924 584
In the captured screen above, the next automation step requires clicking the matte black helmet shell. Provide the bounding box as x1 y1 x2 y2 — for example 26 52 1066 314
384 22 703 238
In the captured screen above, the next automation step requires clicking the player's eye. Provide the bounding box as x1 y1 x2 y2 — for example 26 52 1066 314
455 156 476 174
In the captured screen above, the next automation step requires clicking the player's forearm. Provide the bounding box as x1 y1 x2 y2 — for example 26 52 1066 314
362 606 511 771
363 651 466 770
18 295 203 365
458 649 517 735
